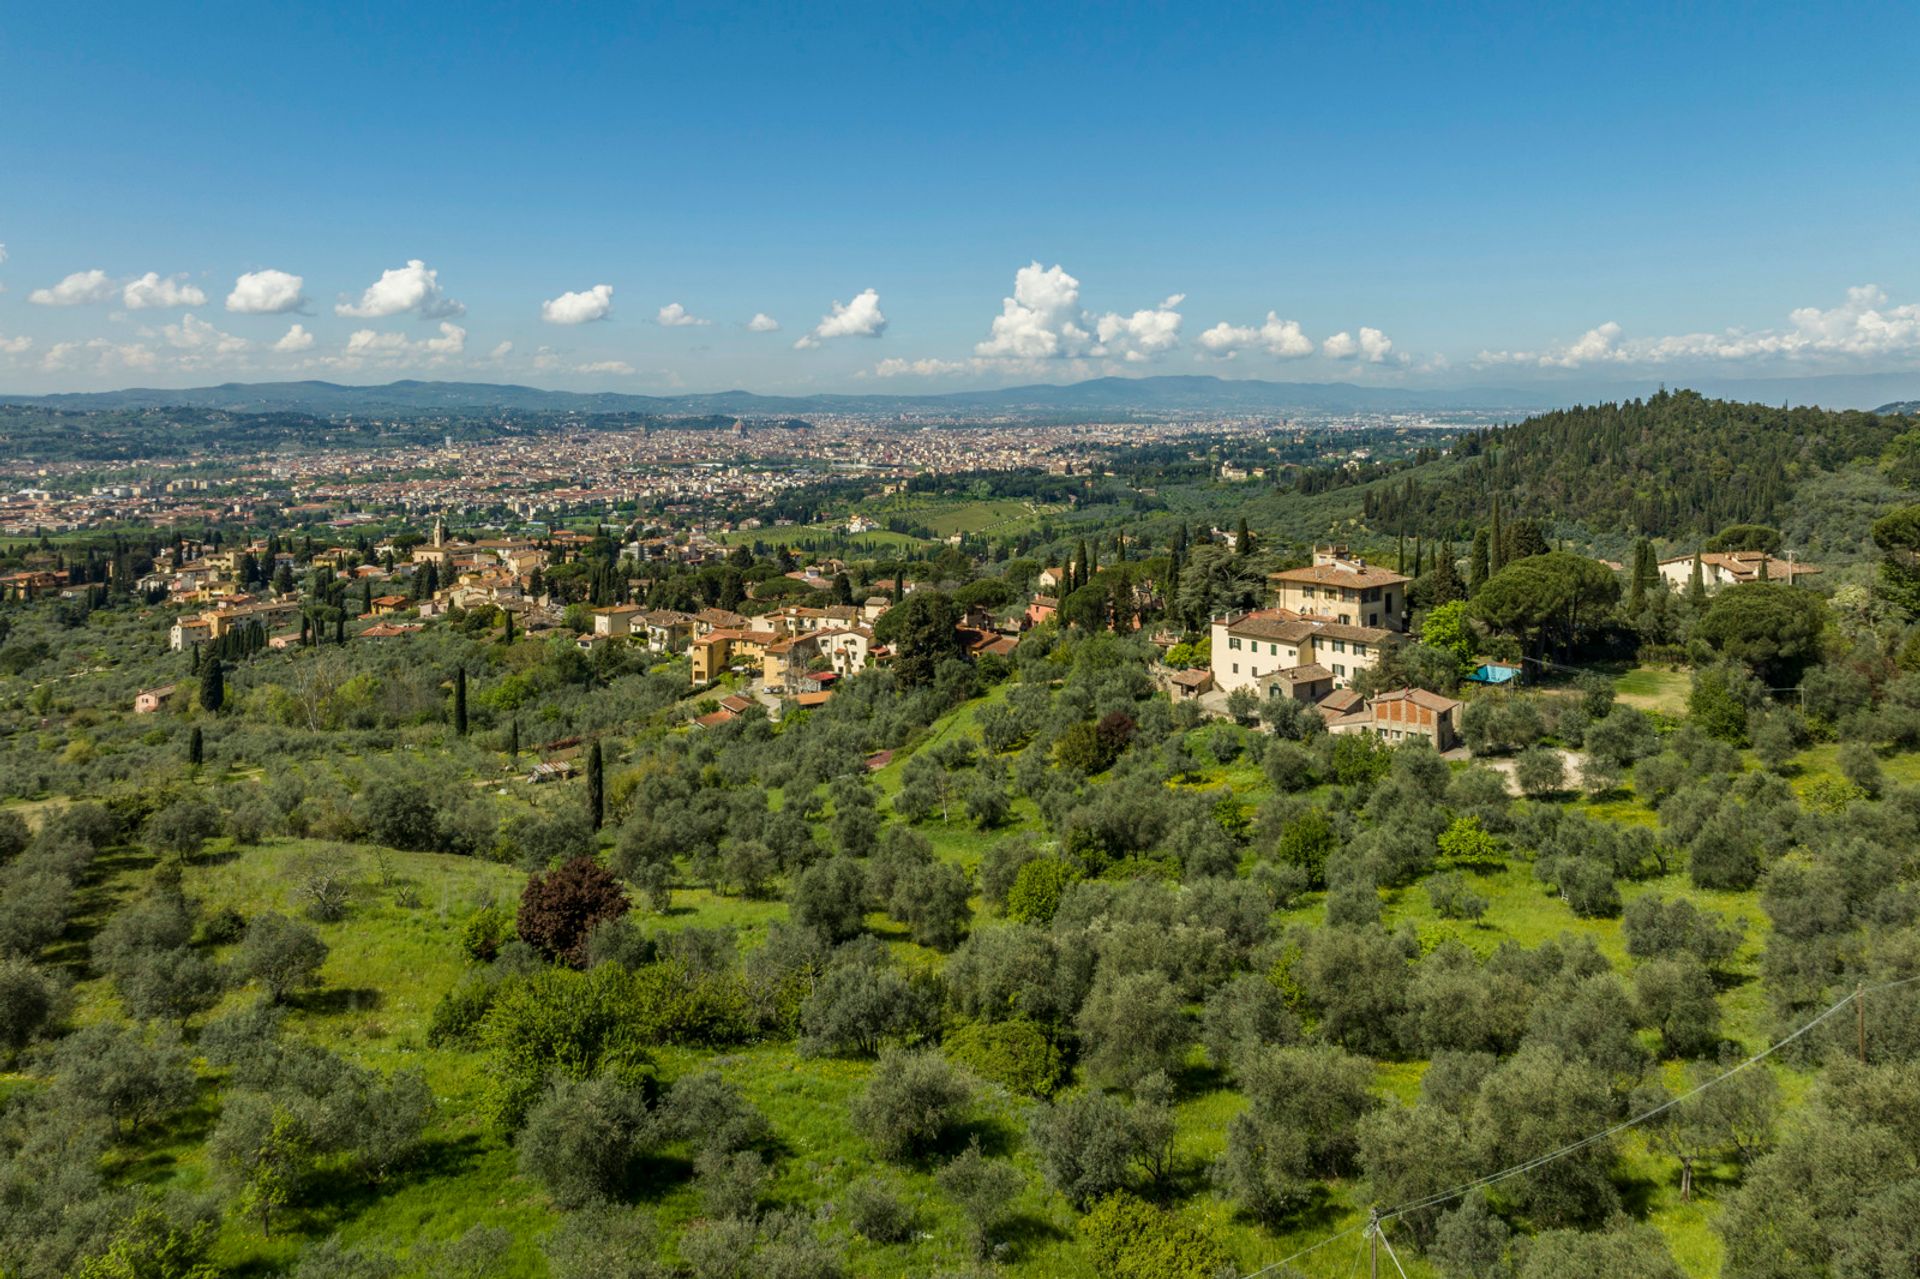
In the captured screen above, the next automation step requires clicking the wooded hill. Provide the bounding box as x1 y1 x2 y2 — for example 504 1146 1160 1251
1361 389 1917 542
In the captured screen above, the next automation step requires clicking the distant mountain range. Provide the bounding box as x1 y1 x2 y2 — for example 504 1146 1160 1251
4 370 1918 418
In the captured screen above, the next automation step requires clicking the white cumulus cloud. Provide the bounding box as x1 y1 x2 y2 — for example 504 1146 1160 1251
41 339 158 373
972 263 1187 365
227 269 307 314
976 263 1092 360
123 272 208 310
1323 331 1359 359
871 357 972 378
1476 285 1920 370
336 259 465 319
29 269 117 306
576 360 636 375
795 288 887 349
657 302 709 327
1095 294 1185 363
487 340 514 361
541 284 615 325
273 323 315 353
747 312 781 332
1198 311 1315 360
0 335 31 356
158 314 247 356
338 322 467 365
1357 326 1395 363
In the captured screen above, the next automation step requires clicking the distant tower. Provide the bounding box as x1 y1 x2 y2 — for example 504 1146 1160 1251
432 515 445 549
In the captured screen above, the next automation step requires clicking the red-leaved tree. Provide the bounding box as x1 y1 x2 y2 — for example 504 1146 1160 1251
517 856 630 967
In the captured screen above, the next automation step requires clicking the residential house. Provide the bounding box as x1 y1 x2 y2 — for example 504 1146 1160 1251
762 634 822 692
1325 687 1464 750
1258 663 1335 704
1025 594 1059 628
592 604 646 637
1209 608 1398 692
169 617 215 651
641 609 697 653
1656 551 1819 593
1266 545 1411 632
134 684 178 714
1167 668 1214 700
690 629 768 684
816 627 877 676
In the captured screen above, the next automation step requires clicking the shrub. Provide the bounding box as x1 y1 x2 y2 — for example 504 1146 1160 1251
1030 1091 1137 1208
936 1138 1023 1260
518 857 630 967
1426 872 1489 922
481 964 656 1130
426 973 499 1049
1272 809 1336 886
517 1076 654 1209
941 1018 1062 1097
0 956 66 1063
460 903 516 962
851 1048 974 1161
844 1175 915 1243
789 857 869 945
542 1206 666 1279
1004 857 1080 925
234 911 329 1002
1080 1192 1231 1279
1075 971 1188 1091
1514 748 1566 797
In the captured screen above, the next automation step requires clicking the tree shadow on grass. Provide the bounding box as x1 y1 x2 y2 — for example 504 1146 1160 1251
291 985 385 1016
994 1209 1071 1261
289 1132 496 1236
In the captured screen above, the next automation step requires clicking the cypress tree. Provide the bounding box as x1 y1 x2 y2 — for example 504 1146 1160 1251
453 666 468 737
188 725 203 768
1628 537 1654 609
1468 529 1491 595
508 718 520 762
199 658 225 714
1490 496 1506 573
586 741 605 830
1688 552 1708 608
1235 518 1252 557
334 614 345 644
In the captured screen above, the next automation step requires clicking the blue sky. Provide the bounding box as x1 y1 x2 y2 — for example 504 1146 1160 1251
2 1 1918 394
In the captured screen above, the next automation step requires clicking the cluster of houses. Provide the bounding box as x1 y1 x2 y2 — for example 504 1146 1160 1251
1157 546 1467 748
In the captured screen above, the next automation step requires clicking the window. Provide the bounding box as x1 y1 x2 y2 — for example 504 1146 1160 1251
1232 663 1239 674
1368 613 1378 627
1331 639 1346 654
1228 637 1241 650
1270 643 1279 655
1334 663 1347 677
1354 643 1368 656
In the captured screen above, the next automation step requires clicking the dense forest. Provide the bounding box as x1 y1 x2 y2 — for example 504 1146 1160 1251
1362 391 1920 546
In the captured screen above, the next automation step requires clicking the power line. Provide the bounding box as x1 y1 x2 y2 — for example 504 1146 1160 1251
1244 972 1920 1275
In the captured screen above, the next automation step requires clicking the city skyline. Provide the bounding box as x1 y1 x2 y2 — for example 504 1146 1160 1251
3 2 1919 395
